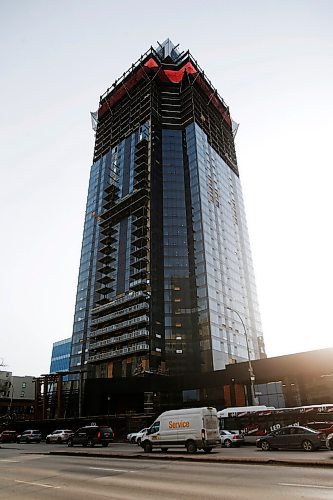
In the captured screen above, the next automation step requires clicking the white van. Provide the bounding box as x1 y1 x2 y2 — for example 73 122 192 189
141 407 219 453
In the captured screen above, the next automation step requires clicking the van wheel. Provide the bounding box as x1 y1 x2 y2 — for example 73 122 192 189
143 441 152 453
87 439 94 447
161 447 168 453
203 447 212 453
224 439 232 448
186 441 197 454
67 439 73 447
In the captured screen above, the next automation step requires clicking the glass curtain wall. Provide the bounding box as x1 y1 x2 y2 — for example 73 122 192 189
186 122 263 371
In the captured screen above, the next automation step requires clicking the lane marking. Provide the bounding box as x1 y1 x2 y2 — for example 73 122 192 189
15 480 60 489
279 483 333 490
0 459 20 463
89 467 134 473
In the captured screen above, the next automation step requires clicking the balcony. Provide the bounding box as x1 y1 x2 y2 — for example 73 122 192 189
96 274 114 285
129 278 149 290
99 254 116 265
95 284 113 295
131 268 147 281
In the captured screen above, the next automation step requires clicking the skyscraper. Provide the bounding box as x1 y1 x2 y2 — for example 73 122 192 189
69 39 265 381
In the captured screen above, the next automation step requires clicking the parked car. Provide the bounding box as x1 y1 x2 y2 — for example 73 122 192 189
326 432 333 450
127 429 142 444
0 430 17 443
135 428 148 446
17 430 42 444
45 429 73 444
67 426 114 447
306 421 333 437
256 425 326 452
220 430 244 447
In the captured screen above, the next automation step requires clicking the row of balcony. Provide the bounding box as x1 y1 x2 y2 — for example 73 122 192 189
89 328 149 350
87 342 150 363
92 290 148 315
91 301 149 326
91 314 149 338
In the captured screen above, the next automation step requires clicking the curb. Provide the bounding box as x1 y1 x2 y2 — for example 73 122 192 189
49 450 333 468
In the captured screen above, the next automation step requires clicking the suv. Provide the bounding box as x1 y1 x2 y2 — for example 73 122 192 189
46 429 73 444
0 430 17 443
17 430 42 443
67 426 114 447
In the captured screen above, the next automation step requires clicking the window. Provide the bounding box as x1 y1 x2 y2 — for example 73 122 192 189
22 382 26 388
150 421 160 434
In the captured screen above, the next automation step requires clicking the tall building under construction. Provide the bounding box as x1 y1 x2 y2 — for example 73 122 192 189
69 39 266 381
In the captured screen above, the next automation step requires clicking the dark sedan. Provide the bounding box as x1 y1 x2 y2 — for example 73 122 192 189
256 425 326 452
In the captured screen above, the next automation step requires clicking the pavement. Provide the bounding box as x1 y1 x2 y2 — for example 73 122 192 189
47 443 333 468
2 441 333 468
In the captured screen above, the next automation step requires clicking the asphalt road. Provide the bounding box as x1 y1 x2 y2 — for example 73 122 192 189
1 446 333 499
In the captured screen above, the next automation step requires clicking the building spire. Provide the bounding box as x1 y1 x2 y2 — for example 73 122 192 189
156 38 181 62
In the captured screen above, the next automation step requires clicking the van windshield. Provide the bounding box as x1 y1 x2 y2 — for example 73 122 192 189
150 422 160 433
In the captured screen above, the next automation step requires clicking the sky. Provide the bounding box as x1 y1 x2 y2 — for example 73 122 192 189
1 0 332 376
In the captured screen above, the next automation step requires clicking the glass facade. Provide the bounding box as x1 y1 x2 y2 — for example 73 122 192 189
186 123 264 370
69 155 107 370
162 129 199 374
50 338 71 373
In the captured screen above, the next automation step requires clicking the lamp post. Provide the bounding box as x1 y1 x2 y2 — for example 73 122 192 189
226 306 258 406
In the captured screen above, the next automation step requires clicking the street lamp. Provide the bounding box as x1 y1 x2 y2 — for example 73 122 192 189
226 306 258 406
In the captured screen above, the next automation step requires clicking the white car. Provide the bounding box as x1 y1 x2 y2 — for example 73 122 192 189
46 429 73 444
220 430 244 447
135 428 148 445
127 431 139 443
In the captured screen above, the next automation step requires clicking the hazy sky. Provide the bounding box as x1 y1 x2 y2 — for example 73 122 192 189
1 1 332 376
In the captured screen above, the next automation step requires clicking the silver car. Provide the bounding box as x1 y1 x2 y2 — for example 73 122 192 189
220 430 244 448
46 429 73 444
17 430 42 443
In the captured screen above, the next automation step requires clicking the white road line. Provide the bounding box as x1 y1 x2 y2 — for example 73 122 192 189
89 467 134 473
15 480 60 489
0 459 20 463
279 483 333 490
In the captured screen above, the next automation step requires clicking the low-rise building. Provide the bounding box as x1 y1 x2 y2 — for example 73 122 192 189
0 371 35 423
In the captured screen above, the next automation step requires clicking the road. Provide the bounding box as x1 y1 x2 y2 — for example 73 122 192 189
1 445 333 499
